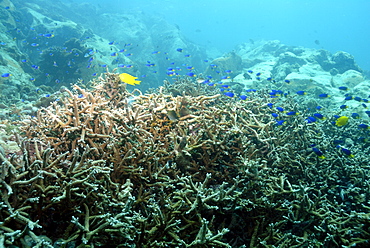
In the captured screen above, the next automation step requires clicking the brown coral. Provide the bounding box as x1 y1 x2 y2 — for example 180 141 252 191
1 72 370 247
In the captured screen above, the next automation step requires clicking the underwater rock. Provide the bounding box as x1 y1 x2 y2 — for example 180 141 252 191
276 51 307 66
313 50 362 74
339 69 365 88
233 40 366 98
204 52 242 79
332 51 362 73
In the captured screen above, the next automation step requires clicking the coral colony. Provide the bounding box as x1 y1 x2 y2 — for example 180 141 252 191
1 71 370 247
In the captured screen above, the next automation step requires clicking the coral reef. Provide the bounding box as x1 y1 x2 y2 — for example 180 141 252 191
1 72 370 247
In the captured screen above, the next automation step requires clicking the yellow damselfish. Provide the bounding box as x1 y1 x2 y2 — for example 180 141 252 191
335 116 349 127
119 73 141 86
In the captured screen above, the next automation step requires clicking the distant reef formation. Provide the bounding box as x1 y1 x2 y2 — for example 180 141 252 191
0 0 207 108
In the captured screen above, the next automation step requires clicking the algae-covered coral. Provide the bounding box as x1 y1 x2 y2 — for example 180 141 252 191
1 72 370 247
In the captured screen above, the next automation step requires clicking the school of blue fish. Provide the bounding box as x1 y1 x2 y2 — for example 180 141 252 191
1 11 369 161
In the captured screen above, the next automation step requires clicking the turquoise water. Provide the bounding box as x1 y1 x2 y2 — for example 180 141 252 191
84 0 370 71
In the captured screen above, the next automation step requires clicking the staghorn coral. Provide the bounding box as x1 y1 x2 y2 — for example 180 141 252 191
1 72 370 247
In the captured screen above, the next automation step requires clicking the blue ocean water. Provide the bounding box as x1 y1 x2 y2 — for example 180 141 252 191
85 0 370 71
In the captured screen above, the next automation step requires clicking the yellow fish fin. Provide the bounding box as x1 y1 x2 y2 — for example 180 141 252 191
119 73 141 86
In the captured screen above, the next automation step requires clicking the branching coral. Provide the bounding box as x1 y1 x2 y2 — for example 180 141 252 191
1 72 370 247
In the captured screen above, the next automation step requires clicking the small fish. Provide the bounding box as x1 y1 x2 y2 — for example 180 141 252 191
275 120 286 126
351 113 360 119
224 70 232 73
271 113 279 118
247 70 253 73
286 111 299 116
239 95 248 100
184 54 191 57
267 103 274 108
166 110 179 121
110 52 118 56
276 107 285 112
21 59 27 63
344 96 353 100
332 140 345 145
186 72 196 77
224 92 235 98
338 86 349 90
335 116 349 127
354 96 362 102
296 91 306 95
119 73 141 86
316 106 323 111
284 79 290 83
358 137 369 143
340 147 354 158
256 72 261 76
312 147 325 159
176 48 183 52
108 41 115 45
1 73 11 77
340 105 348 109
30 43 39 47
152 51 160 54
313 113 325 119
305 116 317 123
221 75 230 79
269 90 281 97
358 124 370 129
44 33 54 38
319 93 330 98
